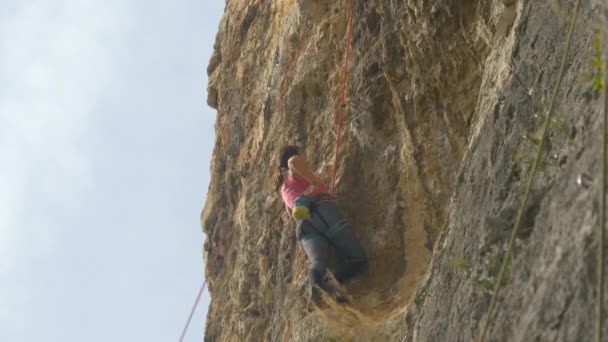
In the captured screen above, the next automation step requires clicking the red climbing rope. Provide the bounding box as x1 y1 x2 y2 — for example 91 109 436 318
250 0 321 171
276 0 322 111
179 1 354 339
330 0 356 197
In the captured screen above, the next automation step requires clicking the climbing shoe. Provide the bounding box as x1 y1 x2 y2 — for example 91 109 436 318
308 284 321 307
333 292 348 304
335 259 368 283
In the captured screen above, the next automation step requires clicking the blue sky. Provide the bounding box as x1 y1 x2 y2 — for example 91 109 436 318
0 1 223 341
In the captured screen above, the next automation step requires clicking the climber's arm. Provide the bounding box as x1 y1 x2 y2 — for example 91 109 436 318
285 204 294 220
287 155 322 189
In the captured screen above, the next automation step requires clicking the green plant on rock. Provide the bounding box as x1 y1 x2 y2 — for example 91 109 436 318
533 111 569 137
513 106 570 173
472 275 494 291
592 31 605 90
471 252 511 292
575 30 605 91
488 251 511 283
451 255 469 273
413 283 429 307
479 2 583 339
512 147 550 173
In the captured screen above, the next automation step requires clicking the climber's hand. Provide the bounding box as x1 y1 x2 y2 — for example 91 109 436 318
304 183 318 195
285 205 294 220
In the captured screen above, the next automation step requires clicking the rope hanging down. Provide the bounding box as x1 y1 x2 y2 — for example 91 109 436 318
178 280 207 342
178 224 232 342
178 2 324 341
330 0 355 197
180 1 354 339
477 1 581 341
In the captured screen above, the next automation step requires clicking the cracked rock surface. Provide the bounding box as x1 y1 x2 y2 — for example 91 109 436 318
201 1 607 341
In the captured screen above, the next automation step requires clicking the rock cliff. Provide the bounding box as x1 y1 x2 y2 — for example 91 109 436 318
201 0 607 341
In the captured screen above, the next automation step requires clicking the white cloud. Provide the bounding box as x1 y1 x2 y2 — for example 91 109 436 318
0 2 133 334
0 0 131 277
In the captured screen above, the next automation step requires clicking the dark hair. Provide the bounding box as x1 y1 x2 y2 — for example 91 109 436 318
275 145 299 192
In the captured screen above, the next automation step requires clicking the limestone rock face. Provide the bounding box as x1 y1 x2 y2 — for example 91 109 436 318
201 0 607 341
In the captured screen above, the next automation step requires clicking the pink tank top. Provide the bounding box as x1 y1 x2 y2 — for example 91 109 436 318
281 172 327 208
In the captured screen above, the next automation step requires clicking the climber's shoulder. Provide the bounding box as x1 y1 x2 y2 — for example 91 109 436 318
287 154 306 168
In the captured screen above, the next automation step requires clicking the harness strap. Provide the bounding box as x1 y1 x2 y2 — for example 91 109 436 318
298 200 348 242
324 219 348 240
299 232 322 241
311 193 332 203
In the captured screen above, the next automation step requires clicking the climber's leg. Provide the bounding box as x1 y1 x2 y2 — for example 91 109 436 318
310 200 368 283
301 237 330 289
332 226 368 283
297 221 332 293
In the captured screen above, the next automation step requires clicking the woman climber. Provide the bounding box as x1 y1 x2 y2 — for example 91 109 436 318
275 145 368 304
